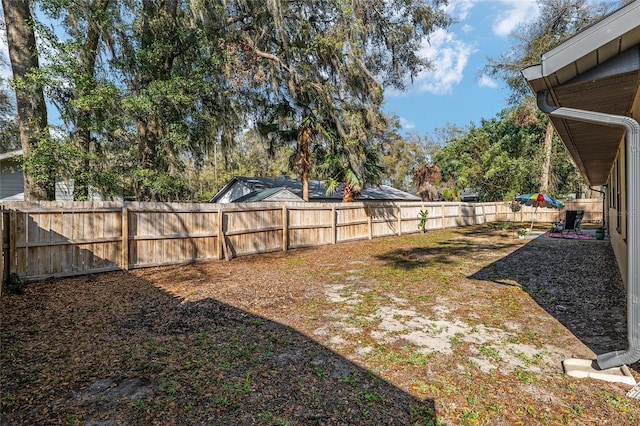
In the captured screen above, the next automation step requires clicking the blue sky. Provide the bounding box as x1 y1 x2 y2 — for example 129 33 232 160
383 0 542 137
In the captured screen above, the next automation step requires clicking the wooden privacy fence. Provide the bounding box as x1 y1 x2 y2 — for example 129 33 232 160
1 199 603 282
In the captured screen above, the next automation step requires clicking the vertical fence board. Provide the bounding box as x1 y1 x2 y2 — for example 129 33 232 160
15 212 26 276
282 206 288 252
1 207 6 284
331 207 337 244
50 212 63 274
217 207 224 260
121 208 129 270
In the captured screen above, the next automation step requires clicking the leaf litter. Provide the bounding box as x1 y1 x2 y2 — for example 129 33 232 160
2 225 639 425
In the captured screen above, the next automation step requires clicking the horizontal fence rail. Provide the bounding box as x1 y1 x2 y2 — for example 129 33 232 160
1 199 603 283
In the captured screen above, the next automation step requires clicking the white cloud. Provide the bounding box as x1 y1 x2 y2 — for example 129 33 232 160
478 73 498 88
399 117 416 130
444 0 476 21
492 1 539 37
414 28 476 95
461 24 474 34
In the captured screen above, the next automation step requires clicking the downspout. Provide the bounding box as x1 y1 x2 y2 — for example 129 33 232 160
538 91 640 369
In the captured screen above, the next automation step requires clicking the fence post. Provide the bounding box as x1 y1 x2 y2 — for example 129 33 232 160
397 205 402 236
282 205 288 251
367 206 373 240
520 207 523 225
217 206 224 260
121 207 129 271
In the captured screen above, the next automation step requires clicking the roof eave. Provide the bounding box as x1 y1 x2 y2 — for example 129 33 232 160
0 149 24 161
209 176 242 203
521 2 640 187
541 1 640 77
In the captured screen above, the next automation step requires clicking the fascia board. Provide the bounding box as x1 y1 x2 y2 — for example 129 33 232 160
0 150 24 161
541 1 640 77
522 64 543 81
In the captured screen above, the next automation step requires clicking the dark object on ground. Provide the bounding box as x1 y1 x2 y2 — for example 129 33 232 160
6 273 25 294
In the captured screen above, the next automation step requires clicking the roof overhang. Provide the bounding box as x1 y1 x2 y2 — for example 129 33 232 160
0 149 23 161
522 1 640 186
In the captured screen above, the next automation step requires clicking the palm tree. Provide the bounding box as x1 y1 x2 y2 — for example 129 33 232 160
414 164 442 201
257 101 314 201
316 128 384 203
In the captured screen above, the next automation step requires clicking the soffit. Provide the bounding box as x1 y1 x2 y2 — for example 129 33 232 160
547 60 640 186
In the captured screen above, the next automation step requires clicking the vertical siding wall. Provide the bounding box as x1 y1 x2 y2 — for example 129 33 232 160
1 199 603 282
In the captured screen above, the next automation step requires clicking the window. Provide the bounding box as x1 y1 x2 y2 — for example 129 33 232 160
617 148 623 234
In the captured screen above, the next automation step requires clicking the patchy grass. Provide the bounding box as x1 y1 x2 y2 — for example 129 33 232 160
2 225 639 425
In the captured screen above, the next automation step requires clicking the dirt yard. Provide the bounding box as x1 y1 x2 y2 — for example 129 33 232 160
2 225 639 425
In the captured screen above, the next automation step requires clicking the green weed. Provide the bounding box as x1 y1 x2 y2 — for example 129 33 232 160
314 367 327 378
569 404 584 417
410 404 441 426
368 344 433 369
450 332 464 349
515 368 537 384
340 372 358 386
514 350 547 366
479 343 502 362
158 379 179 396
488 403 503 414
460 408 480 423
602 392 633 413
363 389 383 406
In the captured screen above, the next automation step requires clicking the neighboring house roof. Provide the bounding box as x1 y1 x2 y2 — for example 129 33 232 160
521 1 640 186
460 189 479 202
233 187 305 203
210 176 421 203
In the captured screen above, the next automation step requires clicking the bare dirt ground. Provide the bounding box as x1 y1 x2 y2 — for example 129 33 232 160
2 224 639 425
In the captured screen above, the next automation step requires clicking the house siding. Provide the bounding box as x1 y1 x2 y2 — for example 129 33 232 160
608 88 640 290
0 157 24 200
219 182 251 203
264 190 303 202
609 141 628 289
0 158 111 202
55 180 74 201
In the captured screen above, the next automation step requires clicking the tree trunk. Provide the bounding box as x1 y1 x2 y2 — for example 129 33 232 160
136 118 163 201
297 126 312 202
133 0 178 201
3 0 54 200
74 114 92 200
73 0 111 200
342 183 354 203
540 121 554 193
